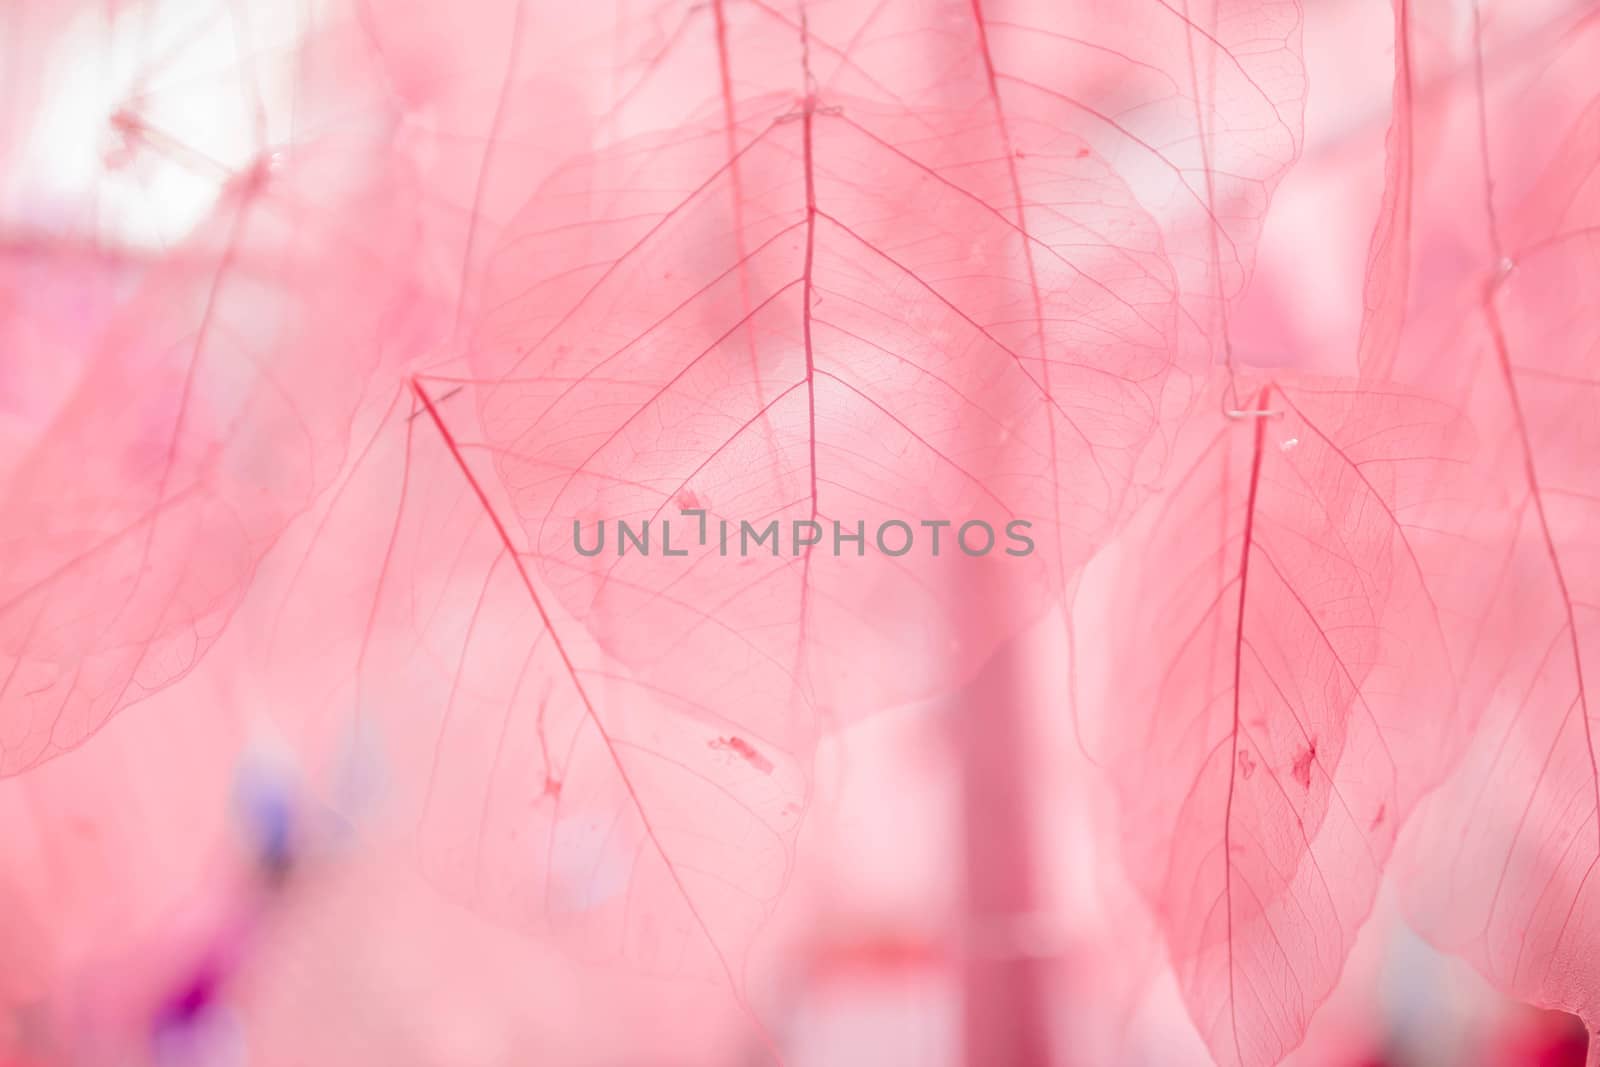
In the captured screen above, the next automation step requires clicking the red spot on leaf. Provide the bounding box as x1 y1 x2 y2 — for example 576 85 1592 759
1290 740 1316 790
711 736 774 775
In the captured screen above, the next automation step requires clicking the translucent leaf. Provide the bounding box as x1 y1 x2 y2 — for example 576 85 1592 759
1090 371 1471 1066
0 5 439 773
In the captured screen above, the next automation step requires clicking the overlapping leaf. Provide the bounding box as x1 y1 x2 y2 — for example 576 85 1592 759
251 375 804 1027
1388 55 1600 1033
704 0 1306 368
472 92 1174 724
1090 371 1470 1066
0 8 436 774
1356 0 1594 385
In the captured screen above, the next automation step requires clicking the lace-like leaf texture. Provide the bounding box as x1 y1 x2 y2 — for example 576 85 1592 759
468 0 1305 723
2 0 1311 1034
1377 11 1600 1037
0 5 429 774
1091 373 1472 1067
